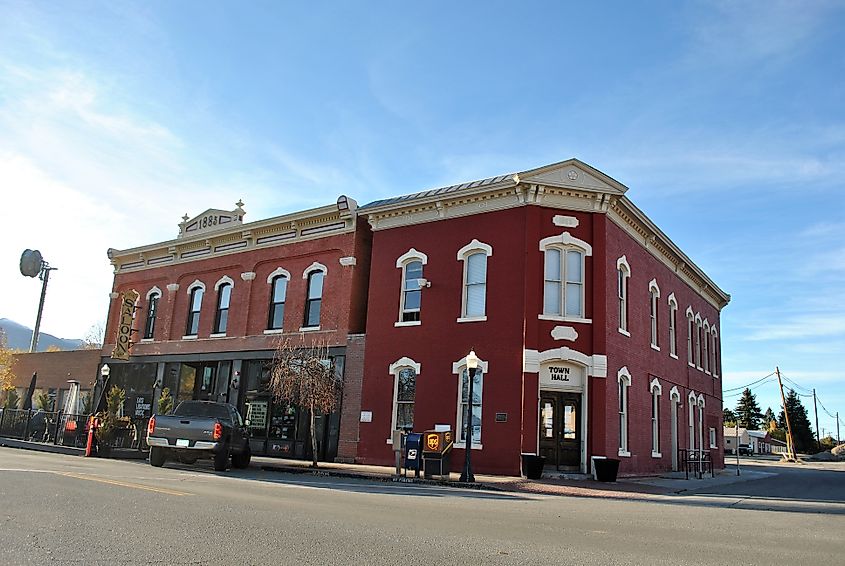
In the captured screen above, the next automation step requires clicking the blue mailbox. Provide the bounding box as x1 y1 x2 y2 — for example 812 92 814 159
404 433 423 477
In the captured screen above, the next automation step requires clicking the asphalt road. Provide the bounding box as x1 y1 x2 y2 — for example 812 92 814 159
1 448 843 566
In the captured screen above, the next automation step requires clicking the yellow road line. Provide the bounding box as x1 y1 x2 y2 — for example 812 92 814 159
57 471 191 496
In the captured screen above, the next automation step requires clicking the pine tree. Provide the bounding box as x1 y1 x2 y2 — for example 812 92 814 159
762 407 777 431
778 389 815 454
723 407 737 425
735 388 762 429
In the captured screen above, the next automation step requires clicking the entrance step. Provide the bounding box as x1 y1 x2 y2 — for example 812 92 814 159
541 471 591 481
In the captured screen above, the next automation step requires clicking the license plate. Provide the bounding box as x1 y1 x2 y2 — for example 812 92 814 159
176 439 190 447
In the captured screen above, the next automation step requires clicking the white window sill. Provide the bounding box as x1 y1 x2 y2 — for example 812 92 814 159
263 329 285 334
705 370 711 376
713 374 719 379
457 316 487 323
709 445 717 449
386 438 393 445
394 320 421 327
650 344 660 351
618 328 630 337
539 314 592 324
182 335 198 340
454 443 483 450
651 451 662 458
688 362 695 367
209 333 227 338
618 449 631 457
670 353 678 360
299 326 321 332
140 338 154 343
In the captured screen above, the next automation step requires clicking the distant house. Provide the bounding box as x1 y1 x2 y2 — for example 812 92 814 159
8 350 100 411
724 427 778 455
724 426 750 454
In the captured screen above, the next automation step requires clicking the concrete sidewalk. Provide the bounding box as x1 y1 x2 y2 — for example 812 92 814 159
253 455 768 500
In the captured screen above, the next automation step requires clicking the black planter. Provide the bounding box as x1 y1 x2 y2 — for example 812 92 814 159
593 458 620 482
521 453 546 480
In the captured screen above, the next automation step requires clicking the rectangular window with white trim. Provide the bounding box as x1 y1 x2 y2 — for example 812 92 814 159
457 367 483 444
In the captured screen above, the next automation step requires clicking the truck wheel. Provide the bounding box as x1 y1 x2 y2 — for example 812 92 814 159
149 446 166 468
232 446 251 469
213 449 229 471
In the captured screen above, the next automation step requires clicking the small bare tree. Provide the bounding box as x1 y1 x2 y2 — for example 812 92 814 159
269 338 342 468
0 330 16 393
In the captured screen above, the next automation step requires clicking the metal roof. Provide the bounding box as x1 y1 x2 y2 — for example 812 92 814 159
362 173 514 209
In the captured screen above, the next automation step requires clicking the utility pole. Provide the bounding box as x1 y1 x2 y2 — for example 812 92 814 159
776 367 796 461
837 412 840 446
813 389 821 452
735 423 740 476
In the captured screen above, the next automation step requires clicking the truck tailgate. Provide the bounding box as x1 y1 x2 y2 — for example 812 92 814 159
151 415 220 447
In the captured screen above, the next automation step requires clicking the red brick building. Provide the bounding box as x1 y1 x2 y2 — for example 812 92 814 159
349 159 729 476
102 197 370 461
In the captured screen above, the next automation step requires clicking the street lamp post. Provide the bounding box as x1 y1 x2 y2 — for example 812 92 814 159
460 350 479 483
93 364 111 414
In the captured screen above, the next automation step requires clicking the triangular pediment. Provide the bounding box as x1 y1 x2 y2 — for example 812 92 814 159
520 159 628 195
178 202 246 239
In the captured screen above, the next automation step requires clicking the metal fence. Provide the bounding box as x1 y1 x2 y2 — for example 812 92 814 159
0 409 126 449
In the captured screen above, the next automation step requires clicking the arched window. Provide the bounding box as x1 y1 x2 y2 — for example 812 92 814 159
711 327 720 377
267 269 290 330
540 233 591 321
185 281 205 337
688 390 697 452
686 308 695 366
617 256 631 334
214 283 232 334
618 366 631 456
702 321 710 374
649 279 660 349
453 353 488 447
396 249 427 325
143 287 161 340
303 270 324 328
389 357 420 435
668 294 678 358
457 240 492 320
695 314 703 369
650 378 662 457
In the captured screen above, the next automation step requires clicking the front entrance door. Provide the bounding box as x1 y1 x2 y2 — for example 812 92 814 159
539 392 581 470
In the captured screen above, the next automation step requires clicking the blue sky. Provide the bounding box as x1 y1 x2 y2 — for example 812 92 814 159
1 1 843 434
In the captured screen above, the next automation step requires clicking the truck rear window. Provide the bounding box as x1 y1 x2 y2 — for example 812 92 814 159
174 402 232 420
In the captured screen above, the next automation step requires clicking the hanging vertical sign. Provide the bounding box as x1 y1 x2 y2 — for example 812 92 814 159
111 289 139 361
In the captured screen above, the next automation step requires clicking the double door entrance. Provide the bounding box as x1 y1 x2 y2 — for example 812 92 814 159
539 392 581 470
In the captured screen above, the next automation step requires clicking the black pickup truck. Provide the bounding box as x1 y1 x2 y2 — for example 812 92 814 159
146 401 251 471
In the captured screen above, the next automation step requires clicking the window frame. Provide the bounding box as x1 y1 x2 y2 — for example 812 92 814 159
266 268 291 331
212 276 234 336
395 248 427 327
184 280 205 338
711 327 720 377
649 279 660 350
387 357 421 443
650 378 662 457
453 354 489 449
617 256 631 335
618 367 631 457
702 320 710 374
143 286 161 340
695 314 703 369
302 263 327 330
667 294 678 358
457 239 493 322
538 233 592 323
686 307 695 366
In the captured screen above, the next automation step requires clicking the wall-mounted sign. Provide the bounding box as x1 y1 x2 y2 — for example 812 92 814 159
111 289 139 361
360 411 372 423
495 412 508 422
539 361 584 391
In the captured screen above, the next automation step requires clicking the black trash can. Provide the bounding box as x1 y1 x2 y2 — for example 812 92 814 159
593 458 620 482
521 453 546 480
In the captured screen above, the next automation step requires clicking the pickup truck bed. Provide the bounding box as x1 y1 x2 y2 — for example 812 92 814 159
146 401 251 471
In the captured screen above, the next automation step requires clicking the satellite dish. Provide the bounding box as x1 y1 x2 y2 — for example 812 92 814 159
20 249 43 277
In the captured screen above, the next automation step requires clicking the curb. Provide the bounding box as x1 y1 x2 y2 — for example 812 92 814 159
0 437 85 456
259 464 500 491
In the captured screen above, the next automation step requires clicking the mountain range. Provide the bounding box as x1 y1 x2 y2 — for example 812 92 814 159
0 318 85 352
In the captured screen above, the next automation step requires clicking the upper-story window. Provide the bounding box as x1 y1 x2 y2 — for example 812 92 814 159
686 308 695 366
702 321 710 374
617 256 631 334
711 327 720 377
457 240 492 321
185 281 205 337
668 294 678 358
388 357 420 435
540 232 591 321
143 287 161 340
695 314 703 369
302 263 327 329
213 277 233 335
396 248 427 325
267 268 291 330
649 279 660 349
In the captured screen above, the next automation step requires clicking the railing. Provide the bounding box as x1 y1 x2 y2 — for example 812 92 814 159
0 409 148 450
678 448 715 479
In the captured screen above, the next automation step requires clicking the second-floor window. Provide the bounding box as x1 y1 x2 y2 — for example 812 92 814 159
214 283 231 334
668 296 678 357
649 280 660 349
144 291 159 339
186 286 203 336
303 271 324 328
543 248 584 318
617 257 630 333
400 260 423 322
457 240 493 320
268 275 288 330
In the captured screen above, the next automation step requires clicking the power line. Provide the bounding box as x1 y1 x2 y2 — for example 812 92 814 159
723 371 776 393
